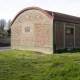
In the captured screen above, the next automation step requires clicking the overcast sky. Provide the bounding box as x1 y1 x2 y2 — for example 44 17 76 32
0 0 80 21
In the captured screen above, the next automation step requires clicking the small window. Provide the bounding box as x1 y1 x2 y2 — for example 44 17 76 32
65 27 73 34
25 27 30 32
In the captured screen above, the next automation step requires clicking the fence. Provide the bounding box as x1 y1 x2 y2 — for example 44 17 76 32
0 36 10 47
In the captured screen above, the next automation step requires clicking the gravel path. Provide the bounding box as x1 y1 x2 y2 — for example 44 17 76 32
0 46 11 51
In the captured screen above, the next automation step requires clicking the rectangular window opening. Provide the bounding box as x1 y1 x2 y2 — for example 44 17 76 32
65 27 74 34
25 26 30 32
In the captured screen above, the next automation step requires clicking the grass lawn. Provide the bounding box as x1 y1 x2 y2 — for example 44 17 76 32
0 50 80 80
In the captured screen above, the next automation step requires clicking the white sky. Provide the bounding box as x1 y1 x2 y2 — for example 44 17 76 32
0 0 80 21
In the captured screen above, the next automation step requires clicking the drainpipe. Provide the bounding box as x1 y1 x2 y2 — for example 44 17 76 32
52 12 56 53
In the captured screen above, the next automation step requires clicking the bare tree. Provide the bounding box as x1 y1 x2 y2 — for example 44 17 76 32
7 19 11 29
7 19 11 36
0 19 7 30
0 19 7 36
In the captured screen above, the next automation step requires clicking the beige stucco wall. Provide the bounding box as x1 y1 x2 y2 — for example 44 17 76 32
11 9 53 54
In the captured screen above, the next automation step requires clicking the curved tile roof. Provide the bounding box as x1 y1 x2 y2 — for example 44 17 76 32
11 6 54 25
11 6 80 25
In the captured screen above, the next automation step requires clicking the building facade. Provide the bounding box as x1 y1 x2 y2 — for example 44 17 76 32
11 6 80 54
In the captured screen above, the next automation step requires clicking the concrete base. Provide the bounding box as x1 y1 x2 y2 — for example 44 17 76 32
11 46 53 54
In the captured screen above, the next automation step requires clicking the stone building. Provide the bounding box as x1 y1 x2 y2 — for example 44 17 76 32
11 6 80 54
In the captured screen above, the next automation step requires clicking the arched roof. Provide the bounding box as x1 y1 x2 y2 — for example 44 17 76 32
11 6 54 25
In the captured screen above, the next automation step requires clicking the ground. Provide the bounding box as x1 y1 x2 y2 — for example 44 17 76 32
0 49 80 80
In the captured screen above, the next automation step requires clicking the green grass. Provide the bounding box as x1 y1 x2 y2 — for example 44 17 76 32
0 50 80 80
